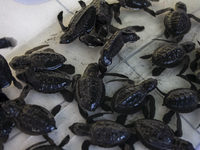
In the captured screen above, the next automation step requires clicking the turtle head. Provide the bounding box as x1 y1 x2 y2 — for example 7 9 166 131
175 1 187 12
69 123 90 136
181 41 195 53
9 56 28 70
141 78 158 92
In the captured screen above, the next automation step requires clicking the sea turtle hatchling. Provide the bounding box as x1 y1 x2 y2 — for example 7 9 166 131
156 1 200 42
140 41 195 76
9 45 75 74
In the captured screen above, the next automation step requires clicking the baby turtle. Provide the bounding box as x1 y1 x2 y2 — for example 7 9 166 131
1 100 60 135
72 63 128 119
133 119 195 150
156 74 200 137
15 67 73 102
57 3 96 44
78 0 119 46
140 41 195 76
113 0 159 24
69 118 134 150
156 1 200 42
80 0 119 37
0 54 22 89
25 134 70 150
9 45 75 74
0 92 61 146
98 25 144 74
102 78 157 120
72 63 105 118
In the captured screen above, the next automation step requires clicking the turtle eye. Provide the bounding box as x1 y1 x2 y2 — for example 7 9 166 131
11 63 18 69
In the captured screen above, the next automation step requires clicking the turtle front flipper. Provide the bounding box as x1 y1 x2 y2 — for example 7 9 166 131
24 45 49 55
140 54 152 59
82 140 91 150
188 14 200 23
174 113 182 137
78 0 86 8
57 11 68 32
178 55 190 75
185 74 199 84
112 3 122 24
51 104 61 116
152 67 166 76
163 110 175 124
60 89 74 102
143 7 156 17
155 7 174 15
57 64 75 75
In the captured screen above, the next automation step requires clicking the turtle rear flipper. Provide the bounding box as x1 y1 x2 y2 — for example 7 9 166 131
143 7 156 17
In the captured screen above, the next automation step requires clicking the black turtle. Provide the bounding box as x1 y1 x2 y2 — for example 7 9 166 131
156 74 200 137
9 45 75 74
57 3 96 44
69 115 135 150
132 119 194 150
101 78 157 120
140 41 195 76
15 67 73 102
156 1 200 42
72 63 128 119
98 26 144 74
113 0 159 24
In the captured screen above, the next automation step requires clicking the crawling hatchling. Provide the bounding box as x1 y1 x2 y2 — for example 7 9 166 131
57 2 96 44
69 118 134 149
113 0 159 24
72 63 128 119
15 66 73 102
140 41 195 76
98 25 144 74
133 119 195 150
1 99 60 135
78 0 120 46
101 78 157 120
156 74 200 137
9 45 75 73
156 1 200 42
